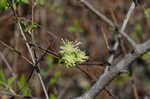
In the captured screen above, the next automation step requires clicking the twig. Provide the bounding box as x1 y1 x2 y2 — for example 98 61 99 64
120 31 137 50
80 0 115 27
0 40 32 65
105 88 119 99
0 51 16 77
29 43 59 59
101 26 110 50
131 77 139 99
120 2 135 32
26 50 48 82
119 2 137 49
57 80 72 99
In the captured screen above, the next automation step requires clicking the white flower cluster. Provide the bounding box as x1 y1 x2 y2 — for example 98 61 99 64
59 40 88 67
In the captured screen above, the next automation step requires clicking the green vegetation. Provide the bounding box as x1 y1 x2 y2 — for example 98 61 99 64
18 75 31 96
66 19 84 33
20 20 37 33
0 69 31 96
0 0 46 10
144 8 150 18
49 71 61 85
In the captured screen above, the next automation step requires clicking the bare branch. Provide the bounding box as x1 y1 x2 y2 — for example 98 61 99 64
119 2 137 49
80 0 115 27
74 39 150 99
0 51 16 77
120 2 135 32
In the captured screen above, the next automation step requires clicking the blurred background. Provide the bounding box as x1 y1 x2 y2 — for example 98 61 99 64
0 0 150 99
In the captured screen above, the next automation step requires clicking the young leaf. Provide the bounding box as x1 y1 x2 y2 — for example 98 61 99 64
8 76 16 87
0 0 8 10
144 8 150 18
22 88 31 96
0 70 6 82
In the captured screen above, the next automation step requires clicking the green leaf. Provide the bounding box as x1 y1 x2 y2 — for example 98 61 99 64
66 26 78 33
0 69 6 82
0 0 8 10
49 77 57 85
20 20 37 32
36 0 45 6
8 77 16 87
115 73 131 87
144 8 150 18
142 51 150 60
54 71 61 78
0 80 7 87
51 3 60 10
46 55 54 67
134 24 142 33
49 72 61 85
66 19 84 33
18 75 31 96
49 94 56 99
18 75 28 89
73 19 81 27
22 88 31 96
16 0 29 4
146 64 150 72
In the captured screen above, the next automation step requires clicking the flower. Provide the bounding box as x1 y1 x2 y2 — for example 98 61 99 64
59 40 88 67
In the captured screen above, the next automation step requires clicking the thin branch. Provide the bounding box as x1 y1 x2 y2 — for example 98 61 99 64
120 31 137 49
0 40 32 65
119 2 137 49
29 43 59 59
105 88 119 99
80 0 115 27
131 77 139 99
18 21 49 99
0 51 16 77
101 26 110 50
26 50 48 82
120 2 135 32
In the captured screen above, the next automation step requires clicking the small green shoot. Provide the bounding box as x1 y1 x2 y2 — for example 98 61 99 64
36 0 46 6
49 71 61 85
0 69 16 94
144 8 150 18
20 20 37 33
66 19 84 33
142 51 150 60
18 75 31 96
0 0 9 10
